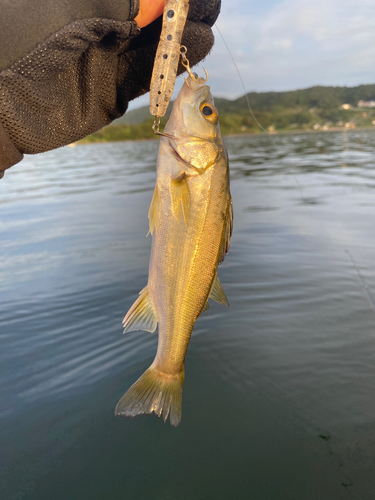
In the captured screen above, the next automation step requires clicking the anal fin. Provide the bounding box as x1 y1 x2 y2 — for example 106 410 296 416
209 271 229 306
123 287 157 333
202 299 210 312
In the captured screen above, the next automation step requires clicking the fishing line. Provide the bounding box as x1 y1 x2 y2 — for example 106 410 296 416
345 249 375 313
215 26 375 316
213 22 373 489
212 22 375 319
214 24 269 135
289 169 375 316
301 176 375 318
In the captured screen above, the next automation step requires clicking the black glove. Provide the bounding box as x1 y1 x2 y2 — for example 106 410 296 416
0 0 220 178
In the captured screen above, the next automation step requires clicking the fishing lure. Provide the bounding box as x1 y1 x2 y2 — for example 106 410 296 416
149 0 190 120
149 0 210 138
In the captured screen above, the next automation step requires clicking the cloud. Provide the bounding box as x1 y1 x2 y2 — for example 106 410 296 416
128 0 375 109
203 0 375 97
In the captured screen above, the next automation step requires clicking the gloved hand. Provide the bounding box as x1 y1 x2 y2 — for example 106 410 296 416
0 0 220 177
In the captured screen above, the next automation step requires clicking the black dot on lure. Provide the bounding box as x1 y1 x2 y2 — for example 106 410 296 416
167 10 175 18
202 106 213 116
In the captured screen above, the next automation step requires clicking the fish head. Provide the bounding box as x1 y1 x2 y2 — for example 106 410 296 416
164 75 223 171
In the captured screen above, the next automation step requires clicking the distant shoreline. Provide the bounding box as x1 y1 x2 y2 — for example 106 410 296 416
87 83 375 144
77 125 375 146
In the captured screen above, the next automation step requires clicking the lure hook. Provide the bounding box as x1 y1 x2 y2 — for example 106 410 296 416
180 46 209 86
152 116 175 139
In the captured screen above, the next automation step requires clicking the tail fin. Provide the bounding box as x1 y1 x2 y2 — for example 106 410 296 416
115 366 184 427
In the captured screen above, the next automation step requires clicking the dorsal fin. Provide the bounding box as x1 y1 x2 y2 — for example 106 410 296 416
209 271 229 306
148 185 159 236
123 287 157 334
218 196 233 264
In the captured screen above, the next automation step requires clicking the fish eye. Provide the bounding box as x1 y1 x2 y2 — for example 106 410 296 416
200 102 218 122
202 105 213 116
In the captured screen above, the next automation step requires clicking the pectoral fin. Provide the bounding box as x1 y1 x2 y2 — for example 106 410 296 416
148 185 159 236
170 173 190 226
209 271 229 306
123 287 157 334
218 197 233 264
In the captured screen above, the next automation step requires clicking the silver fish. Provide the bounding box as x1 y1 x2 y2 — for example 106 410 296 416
115 74 233 426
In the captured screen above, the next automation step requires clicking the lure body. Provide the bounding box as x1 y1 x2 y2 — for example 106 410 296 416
149 0 190 117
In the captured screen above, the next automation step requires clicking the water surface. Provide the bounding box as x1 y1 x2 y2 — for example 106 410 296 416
1 131 375 499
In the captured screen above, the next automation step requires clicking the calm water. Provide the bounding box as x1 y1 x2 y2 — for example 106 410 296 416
1 131 375 499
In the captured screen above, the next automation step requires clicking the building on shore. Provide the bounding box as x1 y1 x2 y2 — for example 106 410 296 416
358 100 375 108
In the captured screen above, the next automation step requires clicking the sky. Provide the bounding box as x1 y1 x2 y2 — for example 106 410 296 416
128 0 375 109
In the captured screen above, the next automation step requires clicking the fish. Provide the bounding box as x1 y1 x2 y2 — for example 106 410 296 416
115 73 233 427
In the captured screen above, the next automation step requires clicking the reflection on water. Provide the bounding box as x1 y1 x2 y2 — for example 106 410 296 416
1 130 375 499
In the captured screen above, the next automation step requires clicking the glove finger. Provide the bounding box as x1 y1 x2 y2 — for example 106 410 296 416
180 20 215 67
187 0 221 27
0 19 140 156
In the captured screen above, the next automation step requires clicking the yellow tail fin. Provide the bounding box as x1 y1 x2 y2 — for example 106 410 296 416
115 366 184 427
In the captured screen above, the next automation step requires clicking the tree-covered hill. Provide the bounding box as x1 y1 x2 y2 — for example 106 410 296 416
82 83 375 143
233 84 375 111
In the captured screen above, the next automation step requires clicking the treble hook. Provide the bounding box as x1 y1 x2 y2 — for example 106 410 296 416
180 45 209 87
184 68 209 89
